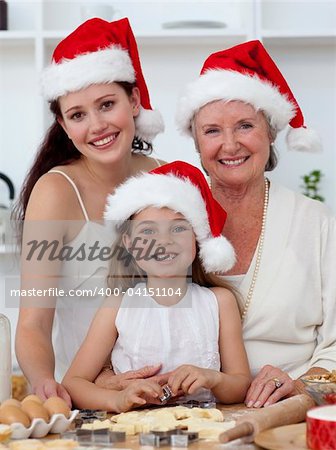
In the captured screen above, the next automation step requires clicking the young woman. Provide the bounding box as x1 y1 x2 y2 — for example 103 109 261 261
14 17 165 405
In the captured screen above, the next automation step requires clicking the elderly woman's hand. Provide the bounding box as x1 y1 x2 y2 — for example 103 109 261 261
94 364 162 391
245 365 296 408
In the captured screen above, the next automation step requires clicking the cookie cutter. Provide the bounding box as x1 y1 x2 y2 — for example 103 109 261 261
159 385 173 403
139 429 198 447
175 399 217 409
74 409 107 428
61 428 125 446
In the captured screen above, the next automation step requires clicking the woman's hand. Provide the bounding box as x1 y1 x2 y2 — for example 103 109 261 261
245 365 295 408
94 364 162 390
168 365 221 396
113 379 163 413
34 378 72 407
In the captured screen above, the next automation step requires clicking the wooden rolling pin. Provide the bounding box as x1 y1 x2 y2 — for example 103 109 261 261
219 394 315 443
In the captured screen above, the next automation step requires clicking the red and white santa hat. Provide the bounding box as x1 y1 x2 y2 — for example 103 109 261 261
104 161 236 273
41 17 164 143
176 40 321 152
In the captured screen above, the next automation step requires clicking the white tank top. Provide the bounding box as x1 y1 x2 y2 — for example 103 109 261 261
48 170 111 381
111 282 220 401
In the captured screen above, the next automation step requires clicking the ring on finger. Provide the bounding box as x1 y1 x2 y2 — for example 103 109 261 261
272 377 283 389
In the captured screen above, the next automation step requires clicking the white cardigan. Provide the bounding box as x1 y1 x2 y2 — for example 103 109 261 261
228 181 336 379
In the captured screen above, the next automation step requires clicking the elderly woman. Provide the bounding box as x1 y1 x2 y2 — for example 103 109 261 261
175 40 336 408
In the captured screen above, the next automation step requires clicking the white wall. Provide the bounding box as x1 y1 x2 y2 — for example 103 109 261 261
266 44 336 211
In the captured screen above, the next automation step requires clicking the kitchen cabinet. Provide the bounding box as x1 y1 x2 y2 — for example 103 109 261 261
0 0 335 211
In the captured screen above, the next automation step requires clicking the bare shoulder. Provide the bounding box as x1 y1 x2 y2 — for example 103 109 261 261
92 294 123 326
25 169 81 220
150 156 167 168
132 154 167 172
209 287 242 327
101 293 123 310
209 286 239 310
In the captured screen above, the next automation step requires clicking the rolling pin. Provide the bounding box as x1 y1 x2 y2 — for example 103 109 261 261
219 394 315 443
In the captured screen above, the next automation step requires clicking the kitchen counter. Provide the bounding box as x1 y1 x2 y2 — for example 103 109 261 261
9 402 309 449
43 403 264 449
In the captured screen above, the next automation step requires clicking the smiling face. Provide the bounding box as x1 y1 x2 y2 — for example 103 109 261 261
194 100 272 188
123 207 197 279
58 82 140 165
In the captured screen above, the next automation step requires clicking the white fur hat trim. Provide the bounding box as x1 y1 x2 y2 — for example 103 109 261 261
104 172 235 273
135 107 165 143
41 46 135 101
286 126 322 153
176 69 296 136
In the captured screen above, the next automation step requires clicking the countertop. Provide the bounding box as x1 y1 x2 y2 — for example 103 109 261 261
44 403 264 449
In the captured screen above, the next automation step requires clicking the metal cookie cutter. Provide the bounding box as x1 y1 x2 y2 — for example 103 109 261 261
159 385 173 403
139 429 199 448
74 409 107 428
176 399 217 409
61 428 126 446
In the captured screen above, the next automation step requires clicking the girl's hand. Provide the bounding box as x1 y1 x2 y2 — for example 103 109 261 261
245 365 295 408
168 365 221 396
34 378 72 408
114 379 163 413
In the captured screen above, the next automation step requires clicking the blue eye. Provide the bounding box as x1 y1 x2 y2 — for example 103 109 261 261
172 225 187 233
140 228 155 235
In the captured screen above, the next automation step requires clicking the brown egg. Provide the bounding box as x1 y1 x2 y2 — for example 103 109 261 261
0 405 30 427
0 399 22 409
43 397 70 418
21 394 43 405
21 400 49 422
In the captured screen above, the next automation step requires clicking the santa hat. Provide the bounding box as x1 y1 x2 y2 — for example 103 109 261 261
41 17 164 143
104 161 236 273
176 40 321 152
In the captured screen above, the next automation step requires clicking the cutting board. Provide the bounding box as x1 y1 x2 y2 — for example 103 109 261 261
255 423 307 450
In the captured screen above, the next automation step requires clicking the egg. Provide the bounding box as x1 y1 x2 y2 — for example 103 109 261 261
21 394 43 405
0 405 30 427
21 400 49 422
0 399 22 409
43 397 70 418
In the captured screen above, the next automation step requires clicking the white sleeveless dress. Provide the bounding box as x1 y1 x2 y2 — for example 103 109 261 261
111 282 220 401
48 170 111 381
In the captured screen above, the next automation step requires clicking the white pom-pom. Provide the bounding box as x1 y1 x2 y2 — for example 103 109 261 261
135 107 164 142
199 236 236 273
286 127 322 152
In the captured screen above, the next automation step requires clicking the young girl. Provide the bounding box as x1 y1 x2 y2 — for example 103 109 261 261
15 17 165 405
63 161 251 412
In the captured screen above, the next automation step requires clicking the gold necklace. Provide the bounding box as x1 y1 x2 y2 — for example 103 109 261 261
241 178 269 321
